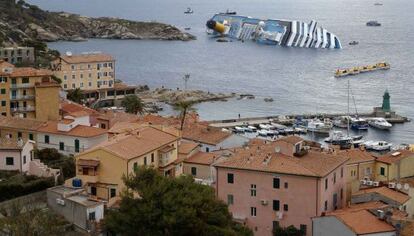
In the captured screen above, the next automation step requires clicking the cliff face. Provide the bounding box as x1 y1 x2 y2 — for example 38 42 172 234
0 0 195 46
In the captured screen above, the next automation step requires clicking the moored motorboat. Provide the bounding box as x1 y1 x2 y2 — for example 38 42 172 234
333 116 350 128
258 130 268 136
246 125 258 132
305 119 332 134
351 117 369 130
368 118 392 130
184 7 194 14
234 126 245 133
324 131 353 144
364 141 392 151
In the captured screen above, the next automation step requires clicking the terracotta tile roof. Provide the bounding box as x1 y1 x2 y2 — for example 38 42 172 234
279 135 304 145
59 53 114 64
184 152 217 165
376 149 414 164
0 66 53 77
353 186 410 204
0 116 45 131
96 111 140 127
83 126 179 160
0 60 14 68
37 121 107 138
401 222 414 236
215 141 348 177
182 123 231 145
340 148 376 165
178 140 199 154
108 121 144 134
331 210 395 234
61 101 99 117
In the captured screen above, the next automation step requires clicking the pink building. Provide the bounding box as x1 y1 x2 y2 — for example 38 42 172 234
214 136 349 236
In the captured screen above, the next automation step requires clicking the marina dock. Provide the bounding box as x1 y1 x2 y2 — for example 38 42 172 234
208 111 409 128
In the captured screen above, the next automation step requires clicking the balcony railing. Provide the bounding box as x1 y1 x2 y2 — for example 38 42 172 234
10 83 34 89
78 174 99 184
10 95 35 100
38 142 84 154
11 106 35 112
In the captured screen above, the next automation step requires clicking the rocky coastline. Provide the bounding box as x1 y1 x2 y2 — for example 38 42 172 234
0 0 195 47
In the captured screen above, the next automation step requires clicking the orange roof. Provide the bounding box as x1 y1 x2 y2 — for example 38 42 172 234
182 123 231 145
279 135 304 145
82 126 178 160
376 149 414 164
59 53 114 64
0 116 45 131
184 152 216 165
108 121 144 134
332 210 395 234
215 141 348 177
401 222 414 236
37 121 107 138
61 101 98 117
353 186 410 204
0 66 53 77
178 140 199 154
340 148 376 165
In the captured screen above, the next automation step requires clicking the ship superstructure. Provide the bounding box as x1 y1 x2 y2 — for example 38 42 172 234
206 14 342 49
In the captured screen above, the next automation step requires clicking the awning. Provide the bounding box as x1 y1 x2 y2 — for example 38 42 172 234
78 159 100 167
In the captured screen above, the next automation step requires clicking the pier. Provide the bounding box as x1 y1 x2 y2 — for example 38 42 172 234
208 111 409 128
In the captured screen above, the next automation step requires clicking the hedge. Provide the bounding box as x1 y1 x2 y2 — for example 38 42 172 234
0 176 55 202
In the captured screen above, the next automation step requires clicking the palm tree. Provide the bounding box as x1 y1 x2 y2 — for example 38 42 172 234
173 100 196 130
121 95 145 114
66 88 84 104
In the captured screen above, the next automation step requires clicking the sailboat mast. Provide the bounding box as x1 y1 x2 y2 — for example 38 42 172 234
347 79 350 136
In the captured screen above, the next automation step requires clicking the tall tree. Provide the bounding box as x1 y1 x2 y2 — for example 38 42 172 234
173 100 196 130
121 95 145 114
104 167 253 236
66 88 84 104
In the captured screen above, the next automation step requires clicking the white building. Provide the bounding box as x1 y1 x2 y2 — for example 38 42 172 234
36 114 108 155
0 138 34 172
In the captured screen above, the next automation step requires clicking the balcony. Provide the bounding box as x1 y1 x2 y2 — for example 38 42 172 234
78 174 99 184
10 95 35 101
10 83 34 89
10 106 35 112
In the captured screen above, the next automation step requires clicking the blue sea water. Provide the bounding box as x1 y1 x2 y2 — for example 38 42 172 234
28 0 414 144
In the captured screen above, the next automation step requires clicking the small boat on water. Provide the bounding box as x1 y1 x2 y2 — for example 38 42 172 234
234 126 245 133
333 116 350 128
368 118 392 130
259 124 272 130
349 41 359 45
184 27 191 31
304 119 332 134
334 62 390 78
324 131 363 145
351 117 369 130
258 129 269 136
184 7 194 14
246 125 258 132
366 20 381 26
364 141 392 151
374 3 383 6
264 97 274 102
220 9 237 15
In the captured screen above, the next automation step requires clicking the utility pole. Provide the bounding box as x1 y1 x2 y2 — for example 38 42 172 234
183 74 190 90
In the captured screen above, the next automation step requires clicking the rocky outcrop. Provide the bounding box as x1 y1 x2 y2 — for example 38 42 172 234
0 0 195 46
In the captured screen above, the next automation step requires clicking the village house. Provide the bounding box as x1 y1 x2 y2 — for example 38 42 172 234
0 60 60 121
67 126 180 206
340 148 376 201
313 201 397 236
214 136 349 236
0 138 34 172
0 47 35 65
0 116 44 142
376 150 414 182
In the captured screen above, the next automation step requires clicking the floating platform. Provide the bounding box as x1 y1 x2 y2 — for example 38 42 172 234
206 14 342 49
335 62 390 78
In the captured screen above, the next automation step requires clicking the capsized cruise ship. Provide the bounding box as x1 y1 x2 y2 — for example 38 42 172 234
206 14 342 49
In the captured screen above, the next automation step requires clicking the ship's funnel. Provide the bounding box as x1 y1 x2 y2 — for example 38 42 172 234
206 20 226 34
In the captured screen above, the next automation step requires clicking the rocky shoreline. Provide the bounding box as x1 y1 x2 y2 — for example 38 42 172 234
0 0 195 46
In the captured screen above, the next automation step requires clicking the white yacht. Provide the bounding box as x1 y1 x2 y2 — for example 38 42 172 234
368 118 392 130
246 126 257 132
364 141 392 151
305 119 332 134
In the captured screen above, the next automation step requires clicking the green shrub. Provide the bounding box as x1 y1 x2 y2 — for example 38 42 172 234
0 175 54 202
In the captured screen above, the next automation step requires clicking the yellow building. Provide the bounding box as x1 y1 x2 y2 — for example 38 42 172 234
70 126 180 205
0 60 60 121
340 148 376 202
376 150 414 182
51 53 115 90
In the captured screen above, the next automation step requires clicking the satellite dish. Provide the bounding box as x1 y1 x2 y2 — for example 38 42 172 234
275 146 281 153
396 183 402 189
404 183 410 190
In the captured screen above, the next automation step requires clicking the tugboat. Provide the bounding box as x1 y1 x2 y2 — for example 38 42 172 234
184 7 194 14
366 21 381 26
